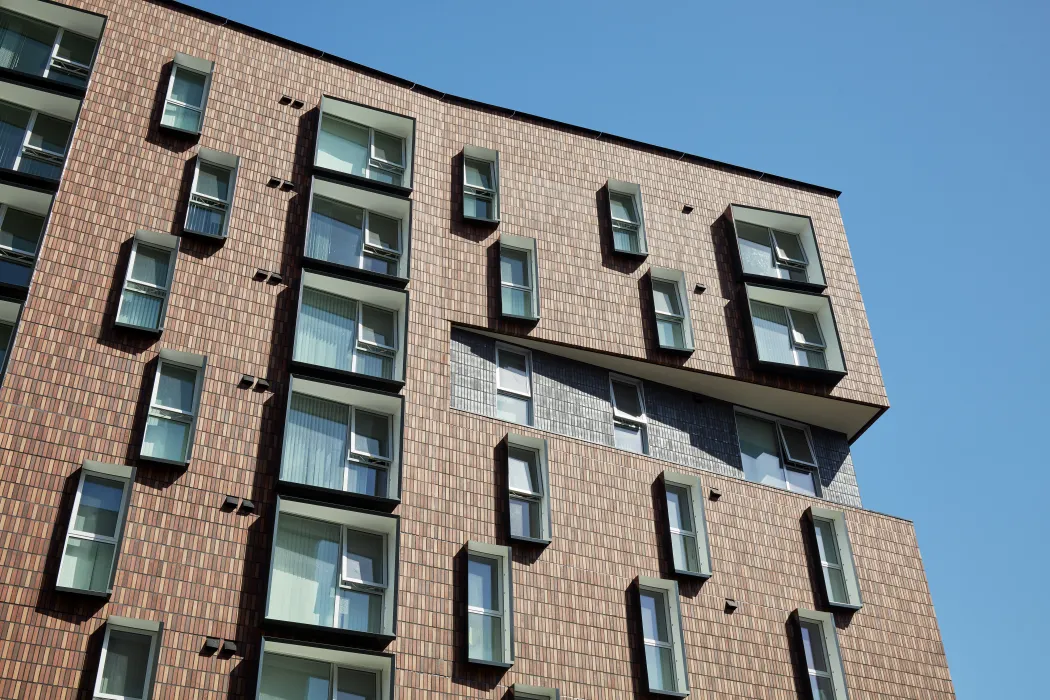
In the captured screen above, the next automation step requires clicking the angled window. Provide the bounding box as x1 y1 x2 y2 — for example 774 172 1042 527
661 471 712 579
735 409 819 496
258 638 394 700
607 180 647 256
115 230 178 333
807 507 863 610
466 541 514 667
463 145 499 222
505 433 551 544
636 577 689 697
650 267 694 352
160 53 214 135
0 99 73 180
610 374 647 454
499 234 539 320
292 271 407 387
0 187 49 290
280 377 403 508
726 204 827 289
140 349 205 465
184 148 238 239
315 96 415 192
744 284 846 379
0 7 101 87
495 343 532 426
94 617 162 700
56 461 133 597
0 297 22 379
793 609 850 700
513 685 559 700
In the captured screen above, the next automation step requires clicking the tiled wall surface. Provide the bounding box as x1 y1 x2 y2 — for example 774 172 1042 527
0 1 947 699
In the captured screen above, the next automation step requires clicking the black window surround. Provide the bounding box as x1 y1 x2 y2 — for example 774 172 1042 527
503 432 552 546
0 181 53 299
258 637 396 700
725 203 828 293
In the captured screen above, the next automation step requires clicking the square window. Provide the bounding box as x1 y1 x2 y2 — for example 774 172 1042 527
636 577 689 696
727 205 826 288
735 410 820 497
315 96 415 191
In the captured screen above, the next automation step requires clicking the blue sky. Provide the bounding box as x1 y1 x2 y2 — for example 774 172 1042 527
183 0 1046 696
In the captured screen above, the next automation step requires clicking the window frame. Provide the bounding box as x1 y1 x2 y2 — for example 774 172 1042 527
743 283 847 380
505 433 552 545
660 471 713 579
139 350 206 466
0 7 100 86
607 180 648 257
0 202 46 268
159 53 214 135
725 203 828 291
512 684 559 700
465 540 514 668
94 617 163 700
609 373 647 454
733 407 821 497
649 267 695 353
635 576 690 698
462 145 500 223
806 507 863 610
7 104 72 178
114 230 179 333
793 609 851 700
498 234 540 321
183 148 238 240
256 638 396 700
0 297 22 382
494 342 533 426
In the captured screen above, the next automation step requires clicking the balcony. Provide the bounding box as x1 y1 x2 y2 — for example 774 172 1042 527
0 1 104 94
0 82 77 187
0 181 49 295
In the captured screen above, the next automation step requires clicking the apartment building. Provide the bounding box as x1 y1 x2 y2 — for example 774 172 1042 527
0 1 955 698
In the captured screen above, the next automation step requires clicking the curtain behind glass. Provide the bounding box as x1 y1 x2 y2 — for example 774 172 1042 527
260 653 331 700
58 538 114 592
161 102 200 132
750 301 795 365
307 196 363 267
281 393 347 491
295 288 356 371
736 221 777 278
737 413 786 489
118 289 163 329
0 102 29 169
99 630 151 698
337 669 378 700
317 115 368 176
268 514 340 627
0 10 54 77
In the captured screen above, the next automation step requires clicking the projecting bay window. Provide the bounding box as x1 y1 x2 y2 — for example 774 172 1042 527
0 197 47 290
726 204 827 290
505 433 551 544
315 96 415 192
636 577 689 697
266 497 399 642
499 234 539 320
56 461 133 597
807 507 863 610
661 471 712 579
466 541 514 667
744 284 846 380
0 100 72 180
257 638 395 700
650 267 694 352
160 53 214 135
463 145 499 222
793 609 850 700
140 350 205 465
0 8 101 87
0 298 21 379
607 180 647 256
735 409 820 496
115 230 178 332
280 376 403 507
610 374 647 454
184 148 238 239
512 685 559 700
94 617 162 700
495 343 532 426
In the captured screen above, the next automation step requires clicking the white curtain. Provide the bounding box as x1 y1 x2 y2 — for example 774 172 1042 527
99 630 151 698
750 301 795 365
259 653 331 700
316 116 368 176
0 11 53 76
306 197 363 267
268 514 340 627
294 288 355 371
280 393 347 491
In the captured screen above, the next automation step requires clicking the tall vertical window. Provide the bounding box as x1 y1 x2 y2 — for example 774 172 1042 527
499 235 539 320
184 149 238 239
735 410 819 496
807 507 863 610
463 145 499 222
160 53 214 134
94 618 162 700
650 268 694 352
505 434 552 544
495 344 532 426
0 203 46 288
466 541 513 667
610 374 647 454
0 9 98 87
313 96 416 192
115 231 178 332
661 471 712 578
258 639 394 700
0 101 72 180
140 351 205 465
794 609 850 700
636 577 689 696
607 180 648 256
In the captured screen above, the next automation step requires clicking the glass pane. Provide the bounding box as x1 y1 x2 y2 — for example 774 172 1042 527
362 253 396 277
99 629 151 698
129 244 170 287
639 591 669 643
501 286 531 317
195 161 230 201
468 611 502 662
268 514 340 627
801 621 830 673
508 446 538 493
359 305 395 348
0 208 44 254
281 393 348 492
613 226 639 253
260 653 331 700
802 349 828 370
26 113 70 154
467 555 498 610
465 158 492 189
826 566 849 605
609 192 637 223
353 349 393 379
337 588 383 633
665 485 693 532
814 519 841 566
346 462 381 498
337 668 377 700
781 424 815 465
464 192 493 220
509 496 540 539
611 380 643 419
0 101 29 170
496 350 529 394
496 393 529 425
317 116 368 175
344 530 384 584
186 199 226 236
789 309 824 347
737 414 787 490
365 212 399 251
161 101 201 132
786 468 817 496
170 67 206 107
772 229 806 263
657 319 685 349
372 131 403 166
74 475 124 537
811 674 837 700
750 300 796 365
294 288 356 372
500 247 530 287
652 280 682 316
0 321 12 370
55 31 95 66
308 196 363 267
644 644 676 693
671 532 699 574
155 363 197 412
353 410 390 459
142 415 190 462
614 423 644 453
0 11 55 77
58 538 115 592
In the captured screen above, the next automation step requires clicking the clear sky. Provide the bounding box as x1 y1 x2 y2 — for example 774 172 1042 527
181 0 1046 696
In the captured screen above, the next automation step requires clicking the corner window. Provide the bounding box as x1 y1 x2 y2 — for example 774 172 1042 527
607 180 647 256
744 284 846 378
463 145 499 222
735 409 818 496
610 374 647 454
57 461 133 596
0 100 72 180
257 638 394 700
0 202 47 289
495 343 532 426
727 204 827 288
661 471 712 578
140 350 205 465
115 230 178 332
0 298 21 379
94 617 162 700
160 53 214 134
506 433 551 544
315 96 415 191
184 148 238 239
637 577 689 696
794 609 850 700
499 234 540 320
466 541 514 667
650 268 694 352
266 497 399 641
0 8 99 87
808 507 863 610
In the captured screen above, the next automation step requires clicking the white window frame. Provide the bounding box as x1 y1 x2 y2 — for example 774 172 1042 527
662 471 713 579
786 307 827 361
346 405 393 491
495 343 532 426
10 106 71 175
160 53 214 135
463 145 500 223
94 617 162 700
362 208 402 271
45 26 96 83
650 267 695 352
607 180 648 255
115 230 179 332
465 541 514 667
498 234 540 320
367 124 406 183
734 407 821 497
728 205 827 287
637 576 689 696
777 420 819 469
141 350 206 465
184 149 238 239
338 526 388 634
256 638 394 700
354 301 398 374
795 609 850 700
56 461 134 597
609 373 647 453
506 433 551 544
0 203 45 266
809 507 863 610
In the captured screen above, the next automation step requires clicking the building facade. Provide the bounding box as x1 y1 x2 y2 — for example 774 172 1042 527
0 1 954 698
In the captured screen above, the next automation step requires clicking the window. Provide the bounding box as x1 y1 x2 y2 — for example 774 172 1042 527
0 202 46 289
727 204 827 288
115 230 178 332
735 409 819 496
184 148 238 239
636 577 689 697
807 507 863 610
465 541 514 667
610 374 646 454
160 53 214 134
512 685 559 700
140 350 205 465
292 271 407 385
505 433 552 544
744 284 846 378
94 617 162 700
0 297 21 379
315 96 415 191
661 471 712 579
280 377 403 507
650 267 694 352
495 343 532 426
794 609 850 700
499 234 539 320
0 8 100 87
607 180 648 255
463 145 499 222
0 100 72 180
257 638 394 700
266 497 399 640
56 461 133 596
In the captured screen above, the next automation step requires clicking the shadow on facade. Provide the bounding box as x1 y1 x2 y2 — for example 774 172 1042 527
74 624 106 700
622 580 649 697
94 237 162 355
596 186 645 275
450 545 509 691
144 61 198 154
449 152 498 243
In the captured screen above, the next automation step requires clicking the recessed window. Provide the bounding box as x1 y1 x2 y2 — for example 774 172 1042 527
0 298 21 379
495 343 532 426
258 638 394 700
0 100 72 180
727 204 827 288
512 684 559 700
94 617 162 700
466 541 514 667
267 498 398 641
160 53 213 134
0 201 47 289
610 374 647 454
808 507 863 610
506 433 552 544
0 7 100 87
794 609 850 700
184 148 238 239
315 96 415 191
463 145 499 222
115 230 178 333
735 409 818 496
140 350 206 465
499 234 540 320
607 180 648 256
661 471 712 579
650 267 694 352
636 577 689 697
56 461 133 596
744 283 846 378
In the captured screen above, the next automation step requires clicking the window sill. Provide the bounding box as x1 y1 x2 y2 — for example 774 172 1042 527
753 358 847 384
740 271 827 294
672 567 712 581
647 688 690 698
277 478 400 513
826 599 863 612
499 311 539 323
509 533 550 547
0 67 88 100
311 164 413 198
180 226 227 242
466 657 514 670
137 452 190 467
463 213 500 225
612 247 648 260
0 167 60 193
301 255 408 289
55 584 111 598
289 359 405 394
264 617 395 650
113 321 163 335
657 342 694 355
158 121 202 137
